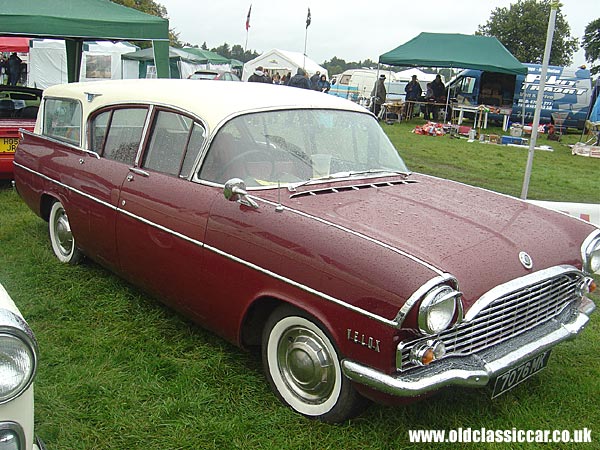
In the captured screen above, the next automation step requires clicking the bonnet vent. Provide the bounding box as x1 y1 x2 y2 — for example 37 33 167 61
290 179 418 199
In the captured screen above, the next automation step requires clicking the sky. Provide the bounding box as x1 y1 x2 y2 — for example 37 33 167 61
158 0 596 68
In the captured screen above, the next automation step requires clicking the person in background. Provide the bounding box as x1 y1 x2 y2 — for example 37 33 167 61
248 66 270 83
404 74 422 119
430 74 446 120
310 70 321 90
0 56 6 84
424 82 435 121
370 74 387 118
272 73 281 84
431 74 446 100
8 53 22 86
317 74 330 93
288 68 311 89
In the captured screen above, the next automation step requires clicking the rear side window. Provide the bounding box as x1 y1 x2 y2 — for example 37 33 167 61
43 98 82 145
101 108 148 165
142 110 206 177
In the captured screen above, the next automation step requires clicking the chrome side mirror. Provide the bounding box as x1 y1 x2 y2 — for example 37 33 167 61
223 178 259 209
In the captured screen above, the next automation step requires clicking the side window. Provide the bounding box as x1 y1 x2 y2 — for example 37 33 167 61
43 98 82 145
103 108 147 165
180 123 206 178
142 111 205 177
90 110 110 154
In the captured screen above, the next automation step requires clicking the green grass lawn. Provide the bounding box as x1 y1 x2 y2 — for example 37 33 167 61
0 121 599 449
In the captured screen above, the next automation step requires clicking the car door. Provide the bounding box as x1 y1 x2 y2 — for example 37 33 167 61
68 106 150 271
115 109 219 314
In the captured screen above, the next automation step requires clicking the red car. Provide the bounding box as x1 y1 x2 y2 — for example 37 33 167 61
0 86 42 180
13 79 599 423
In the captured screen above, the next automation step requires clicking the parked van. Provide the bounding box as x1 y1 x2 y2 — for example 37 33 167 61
447 64 592 129
335 69 399 100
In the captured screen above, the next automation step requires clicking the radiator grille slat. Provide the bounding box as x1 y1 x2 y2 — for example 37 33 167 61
400 272 582 369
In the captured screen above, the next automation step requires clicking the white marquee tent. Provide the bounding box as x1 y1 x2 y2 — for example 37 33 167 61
242 49 327 81
27 39 139 89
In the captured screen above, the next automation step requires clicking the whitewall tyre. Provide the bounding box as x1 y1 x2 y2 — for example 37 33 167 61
49 201 83 265
262 305 368 423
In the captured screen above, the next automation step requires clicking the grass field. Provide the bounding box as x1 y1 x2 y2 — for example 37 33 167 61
0 120 599 449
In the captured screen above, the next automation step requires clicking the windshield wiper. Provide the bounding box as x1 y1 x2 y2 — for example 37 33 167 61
287 169 409 192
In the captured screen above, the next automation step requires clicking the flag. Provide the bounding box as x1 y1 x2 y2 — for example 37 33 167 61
246 5 252 31
306 8 311 28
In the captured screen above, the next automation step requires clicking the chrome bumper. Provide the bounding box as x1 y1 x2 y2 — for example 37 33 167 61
341 296 595 397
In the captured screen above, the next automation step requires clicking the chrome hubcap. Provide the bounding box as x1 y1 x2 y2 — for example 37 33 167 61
277 326 334 404
54 209 73 255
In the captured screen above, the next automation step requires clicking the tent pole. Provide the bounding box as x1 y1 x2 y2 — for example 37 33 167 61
65 39 83 83
521 3 557 200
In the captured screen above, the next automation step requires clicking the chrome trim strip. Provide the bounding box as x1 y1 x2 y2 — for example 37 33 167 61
14 164 399 327
13 162 117 212
203 242 397 327
464 265 582 321
20 129 100 159
253 197 444 276
343 299 593 397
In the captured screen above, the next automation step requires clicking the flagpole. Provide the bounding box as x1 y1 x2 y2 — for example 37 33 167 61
303 8 311 70
244 4 252 53
303 30 308 69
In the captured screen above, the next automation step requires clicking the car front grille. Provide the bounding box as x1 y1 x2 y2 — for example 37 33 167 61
398 268 585 370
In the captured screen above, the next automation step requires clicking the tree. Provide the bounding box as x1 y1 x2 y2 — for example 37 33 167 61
110 0 183 48
477 0 578 66
582 18 600 75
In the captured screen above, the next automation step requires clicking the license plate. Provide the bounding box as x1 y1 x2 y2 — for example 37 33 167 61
0 137 19 153
491 350 551 398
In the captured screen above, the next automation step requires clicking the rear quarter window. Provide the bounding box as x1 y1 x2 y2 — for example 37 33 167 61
43 98 82 145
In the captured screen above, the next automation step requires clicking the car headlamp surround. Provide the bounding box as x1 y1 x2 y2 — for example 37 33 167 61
581 229 600 275
417 285 462 335
0 309 38 404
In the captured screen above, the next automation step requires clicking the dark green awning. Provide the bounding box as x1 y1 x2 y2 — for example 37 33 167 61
379 33 527 76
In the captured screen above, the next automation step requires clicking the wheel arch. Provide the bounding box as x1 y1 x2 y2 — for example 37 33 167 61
239 295 342 352
40 193 59 222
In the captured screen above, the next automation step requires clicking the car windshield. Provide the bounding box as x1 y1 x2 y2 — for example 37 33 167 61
190 72 217 80
198 109 409 188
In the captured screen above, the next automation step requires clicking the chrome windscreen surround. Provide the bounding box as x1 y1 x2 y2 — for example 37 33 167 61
396 265 590 371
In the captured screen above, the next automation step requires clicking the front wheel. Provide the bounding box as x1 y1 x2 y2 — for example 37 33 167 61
49 200 83 264
262 305 368 423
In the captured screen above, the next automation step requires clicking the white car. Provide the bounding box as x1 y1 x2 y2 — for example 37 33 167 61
0 283 44 450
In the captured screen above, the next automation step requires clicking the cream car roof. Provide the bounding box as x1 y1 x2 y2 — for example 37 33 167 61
41 79 368 134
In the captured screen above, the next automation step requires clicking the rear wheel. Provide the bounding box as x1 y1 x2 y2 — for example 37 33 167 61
262 305 368 423
49 200 83 264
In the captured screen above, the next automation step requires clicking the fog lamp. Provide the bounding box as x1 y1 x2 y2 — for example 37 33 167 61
410 340 446 366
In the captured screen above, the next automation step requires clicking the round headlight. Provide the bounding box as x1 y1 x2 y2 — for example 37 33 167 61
418 285 461 335
0 332 36 403
582 229 600 275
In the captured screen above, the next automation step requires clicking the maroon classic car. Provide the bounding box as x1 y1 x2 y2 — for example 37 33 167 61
13 79 599 422
0 86 42 180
